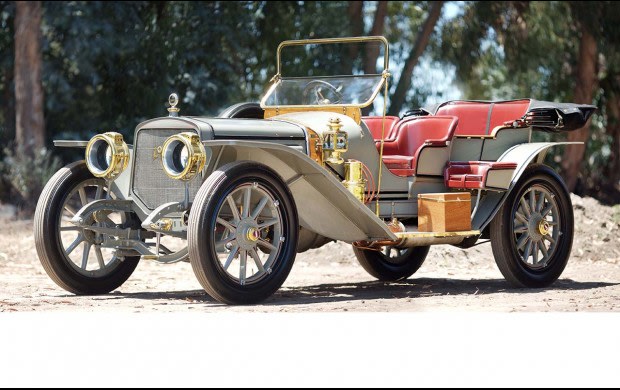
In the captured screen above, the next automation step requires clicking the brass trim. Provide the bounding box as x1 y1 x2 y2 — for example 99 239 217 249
246 227 260 242
395 230 481 239
85 132 130 180
343 160 366 203
161 132 206 181
264 106 362 124
306 127 323 165
538 220 550 236
323 117 348 165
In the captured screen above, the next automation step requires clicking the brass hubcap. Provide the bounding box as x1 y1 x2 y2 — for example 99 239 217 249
538 220 550 236
246 227 260 242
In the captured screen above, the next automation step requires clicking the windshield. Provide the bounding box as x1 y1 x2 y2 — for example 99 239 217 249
262 75 383 107
260 37 388 109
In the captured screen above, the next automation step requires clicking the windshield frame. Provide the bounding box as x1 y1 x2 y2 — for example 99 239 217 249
260 36 390 110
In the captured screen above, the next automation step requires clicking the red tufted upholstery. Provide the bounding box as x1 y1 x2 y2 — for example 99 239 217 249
362 116 400 141
445 161 518 189
436 100 530 136
379 116 459 177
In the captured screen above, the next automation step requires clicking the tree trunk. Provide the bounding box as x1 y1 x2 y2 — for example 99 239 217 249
560 27 598 192
388 1 444 116
389 1 444 115
361 1 388 115
14 1 45 155
347 1 364 67
363 1 388 75
607 92 620 190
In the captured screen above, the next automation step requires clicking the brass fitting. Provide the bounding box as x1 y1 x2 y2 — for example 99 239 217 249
343 160 366 203
323 117 348 164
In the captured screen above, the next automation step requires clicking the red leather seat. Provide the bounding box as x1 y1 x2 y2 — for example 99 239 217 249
436 100 530 136
445 161 518 189
361 116 400 141
379 116 458 177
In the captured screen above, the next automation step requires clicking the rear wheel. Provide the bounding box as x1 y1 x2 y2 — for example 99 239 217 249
188 162 299 304
490 164 573 288
353 245 430 281
34 162 140 294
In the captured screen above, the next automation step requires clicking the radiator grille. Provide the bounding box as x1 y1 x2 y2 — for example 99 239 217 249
132 129 202 210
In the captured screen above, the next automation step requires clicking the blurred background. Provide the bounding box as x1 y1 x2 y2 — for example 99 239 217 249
0 1 619 216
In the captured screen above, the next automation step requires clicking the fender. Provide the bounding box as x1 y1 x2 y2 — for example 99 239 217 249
472 142 582 231
201 140 397 243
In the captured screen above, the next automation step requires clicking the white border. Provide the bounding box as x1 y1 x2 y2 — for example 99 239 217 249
1 312 618 388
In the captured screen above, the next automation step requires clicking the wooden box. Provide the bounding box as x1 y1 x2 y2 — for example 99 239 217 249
418 192 471 232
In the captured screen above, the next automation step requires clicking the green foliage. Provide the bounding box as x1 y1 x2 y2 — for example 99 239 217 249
1 145 61 214
1 1 619 207
0 1 15 147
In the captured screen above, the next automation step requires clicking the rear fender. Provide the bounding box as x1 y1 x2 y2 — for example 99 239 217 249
472 142 581 231
201 140 397 242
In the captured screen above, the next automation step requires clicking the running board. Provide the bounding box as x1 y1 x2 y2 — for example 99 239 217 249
394 229 481 247
356 229 481 249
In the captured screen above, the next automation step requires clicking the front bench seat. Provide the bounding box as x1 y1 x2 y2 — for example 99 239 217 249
361 115 400 141
379 116 459 177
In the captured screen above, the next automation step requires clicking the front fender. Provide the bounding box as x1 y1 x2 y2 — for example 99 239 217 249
472 142 581 231
201 140 397 242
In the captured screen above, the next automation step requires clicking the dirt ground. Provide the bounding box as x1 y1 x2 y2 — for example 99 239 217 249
0 194 618 312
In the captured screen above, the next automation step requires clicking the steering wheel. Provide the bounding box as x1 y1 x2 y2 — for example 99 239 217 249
302 80 344 105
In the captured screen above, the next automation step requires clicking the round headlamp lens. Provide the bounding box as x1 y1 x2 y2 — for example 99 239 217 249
164 139 188 177
88 138 113 176
85 132 129 180
161 132 206 181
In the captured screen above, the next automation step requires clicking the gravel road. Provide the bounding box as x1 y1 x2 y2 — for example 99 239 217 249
1 195 618 312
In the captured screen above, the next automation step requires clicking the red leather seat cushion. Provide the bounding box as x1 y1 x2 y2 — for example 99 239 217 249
362 116 400 141
382 155 414 169
445 161 518 189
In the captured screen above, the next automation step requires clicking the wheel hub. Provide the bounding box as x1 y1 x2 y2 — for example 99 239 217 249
236 219 261 250
246 227 260 242
538 220 551 236
528 213 545 241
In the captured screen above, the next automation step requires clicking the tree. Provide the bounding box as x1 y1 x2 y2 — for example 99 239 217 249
14 1 45 155
435 1 619 202
388 1 444 116
561 3 601 192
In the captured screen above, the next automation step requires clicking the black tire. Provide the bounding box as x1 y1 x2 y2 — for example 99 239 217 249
34 161 140 295
188 161 299 304
490 164 574 288
353 245 430 281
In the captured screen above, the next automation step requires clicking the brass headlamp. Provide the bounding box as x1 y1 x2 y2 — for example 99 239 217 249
85 132 129 180
161 132 206 181
323 117 348 165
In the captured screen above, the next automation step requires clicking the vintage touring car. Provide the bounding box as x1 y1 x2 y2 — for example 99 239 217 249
35 37 595 304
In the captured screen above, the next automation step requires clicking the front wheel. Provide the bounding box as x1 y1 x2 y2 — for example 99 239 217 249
34 161 140 295
490 164 574 288
353 245 430 281
188 162 299 305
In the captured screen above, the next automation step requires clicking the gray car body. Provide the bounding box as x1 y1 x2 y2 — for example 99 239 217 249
56 108 575 247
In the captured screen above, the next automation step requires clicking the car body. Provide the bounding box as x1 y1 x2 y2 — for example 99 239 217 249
35 36 596 304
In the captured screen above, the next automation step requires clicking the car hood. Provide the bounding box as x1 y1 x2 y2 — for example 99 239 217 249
187 117 306 140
